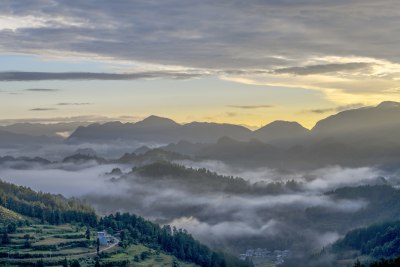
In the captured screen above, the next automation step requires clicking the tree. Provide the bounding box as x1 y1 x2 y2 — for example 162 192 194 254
94 259 101 267
120 229 126 241
6 223 16 233
134 255 140 262
354 259 364 267
86 227 91 240
35 259 45 267
141 250 151 260
62 257 68 267
70 260 81 267
96 238 100 255
1 232 10 244
23 234 31 248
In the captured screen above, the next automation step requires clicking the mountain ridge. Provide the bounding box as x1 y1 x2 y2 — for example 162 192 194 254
67 101 400 146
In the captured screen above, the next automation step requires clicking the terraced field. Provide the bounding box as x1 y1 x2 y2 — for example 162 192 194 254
0 223 200 266
103 244 199 267
0 223 102 266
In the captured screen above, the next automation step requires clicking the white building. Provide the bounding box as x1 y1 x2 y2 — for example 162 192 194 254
97 231 112 246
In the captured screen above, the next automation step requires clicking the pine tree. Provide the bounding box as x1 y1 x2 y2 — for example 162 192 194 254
1 232 10 244
354 259 364 267
96 238 100 255
35 259 45 267
62 257 68 267
86 227 91 240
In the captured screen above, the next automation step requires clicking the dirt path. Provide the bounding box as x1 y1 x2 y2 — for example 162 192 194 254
77 236 120 257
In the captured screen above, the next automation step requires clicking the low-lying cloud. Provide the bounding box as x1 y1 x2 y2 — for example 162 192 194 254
0 154 396 256
56 102 92 106
0 71 207 81
273 63 371 76
227 104 274 109
29 108 58 111
307 103 366 114
26 88 59 92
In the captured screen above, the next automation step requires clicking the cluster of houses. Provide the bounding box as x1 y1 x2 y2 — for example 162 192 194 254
239 248 291 266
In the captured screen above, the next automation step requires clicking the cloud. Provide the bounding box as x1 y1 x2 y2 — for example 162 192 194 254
273 63 371 76
307 103 366 114
0 115 144 125
225 112 237 117
0 163 131 197
0 152 394 255
56 102 92 106
26 88 59 92
29 108 57 111
227 104 274 109
0 71 206 81
170 216 278 240
1 1 399 70
1 1 400 109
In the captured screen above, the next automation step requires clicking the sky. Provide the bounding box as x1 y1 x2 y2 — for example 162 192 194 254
1 0 400 129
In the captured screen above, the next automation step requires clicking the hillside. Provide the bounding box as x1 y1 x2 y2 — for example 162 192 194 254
312 220 400 267
0 206 22 224
0 222 200 267
0 180 97 226
0 180 251 267
333 220 400 260
311 101 400 147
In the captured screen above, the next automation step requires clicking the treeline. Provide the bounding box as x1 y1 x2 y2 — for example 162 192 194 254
369 257 400 267
128 161 300 194
99 212 253 267
334 220 400 261
353 256 400 267
117 149 189 165
0 180 96 226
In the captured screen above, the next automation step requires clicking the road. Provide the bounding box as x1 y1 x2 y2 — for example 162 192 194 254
83 236 120 256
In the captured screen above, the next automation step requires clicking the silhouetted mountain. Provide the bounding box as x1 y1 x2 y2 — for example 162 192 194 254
194 136 281 167
62 154 108 164
0 122 90 138
180 122 252 142
0 156 51 166
0 129 58 148
68 116 253 144
164 140 209 155
254 120 309 146
63 101 400 169
116 148 189 165
68 102 400 147
134 115 180 129
133 145 151 155
312 101 400 146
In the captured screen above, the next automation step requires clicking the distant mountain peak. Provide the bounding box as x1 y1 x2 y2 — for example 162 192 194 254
253 120 309 144
134 115 180 128
255 120 308 134
376 101 400 109
262 120 305 128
